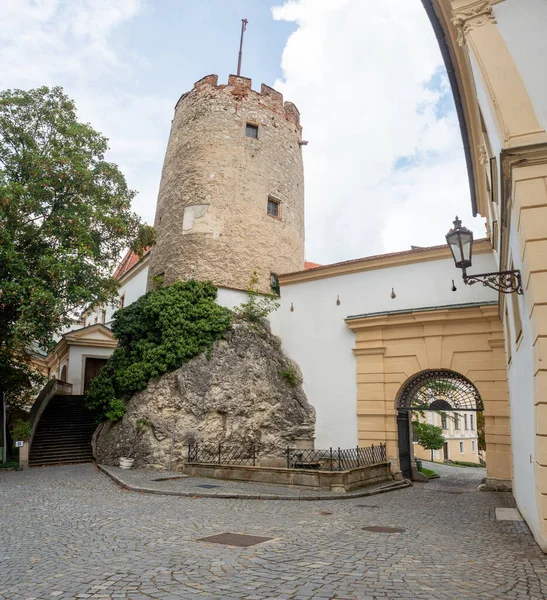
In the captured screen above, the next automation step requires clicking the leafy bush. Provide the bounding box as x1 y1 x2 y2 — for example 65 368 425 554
11 419 32 440
85 280 232 422
279 365 300 387
235 271 280 322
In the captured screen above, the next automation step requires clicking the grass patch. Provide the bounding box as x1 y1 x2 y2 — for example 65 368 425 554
421 467 440 479
441 460 483 468
0 458 19 470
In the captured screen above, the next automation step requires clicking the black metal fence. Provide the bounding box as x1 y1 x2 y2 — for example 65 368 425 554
188 442 258 466
187 442 386 472
285 444 386 471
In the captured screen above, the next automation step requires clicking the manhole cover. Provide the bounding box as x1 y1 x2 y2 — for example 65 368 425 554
197 532 273 547
362 526 405 534
153 476 186 482
196 484 221 489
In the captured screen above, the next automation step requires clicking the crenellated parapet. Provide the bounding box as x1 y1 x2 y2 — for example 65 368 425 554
175 74 301 127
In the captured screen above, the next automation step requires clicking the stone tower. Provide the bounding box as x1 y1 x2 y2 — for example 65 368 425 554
148 74 305 293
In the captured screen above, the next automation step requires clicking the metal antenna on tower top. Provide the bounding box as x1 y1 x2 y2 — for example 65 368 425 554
237 18 248 77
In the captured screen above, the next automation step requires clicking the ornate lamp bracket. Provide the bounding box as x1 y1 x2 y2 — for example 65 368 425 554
462 269 523 295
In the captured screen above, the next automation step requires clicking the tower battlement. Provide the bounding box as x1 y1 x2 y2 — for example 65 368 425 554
176 74 301 127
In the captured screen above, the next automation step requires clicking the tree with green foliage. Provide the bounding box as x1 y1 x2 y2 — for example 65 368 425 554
85 280 232 422
0 86 155 407
477 410 486 452
412 421 446 462
235 271 280 322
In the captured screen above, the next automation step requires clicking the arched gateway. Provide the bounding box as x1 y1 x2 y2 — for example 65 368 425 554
346 303 512 489
396 370 484 478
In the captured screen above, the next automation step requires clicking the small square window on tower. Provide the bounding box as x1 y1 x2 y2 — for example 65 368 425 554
245 123 258 138
267 197 280 218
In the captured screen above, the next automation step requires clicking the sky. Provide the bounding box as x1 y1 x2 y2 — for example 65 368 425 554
1 0 485 265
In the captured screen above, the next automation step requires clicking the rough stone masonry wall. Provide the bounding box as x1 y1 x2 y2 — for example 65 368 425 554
148 74 305 293
94 319 316 469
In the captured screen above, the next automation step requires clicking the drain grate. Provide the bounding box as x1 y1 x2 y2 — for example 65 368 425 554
362 526 405 534
197 532 273 547
196 484 221 489
153 476 186 482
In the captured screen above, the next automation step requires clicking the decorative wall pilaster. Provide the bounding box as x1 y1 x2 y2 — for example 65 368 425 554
449 0 546 148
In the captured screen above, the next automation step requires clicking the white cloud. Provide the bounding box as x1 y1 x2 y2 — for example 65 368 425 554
0 0 168 224
273 0 485 264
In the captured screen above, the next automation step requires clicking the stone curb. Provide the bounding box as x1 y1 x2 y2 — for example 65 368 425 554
97 464 412 501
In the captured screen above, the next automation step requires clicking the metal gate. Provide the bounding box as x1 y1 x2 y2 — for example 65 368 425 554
397 410 411 478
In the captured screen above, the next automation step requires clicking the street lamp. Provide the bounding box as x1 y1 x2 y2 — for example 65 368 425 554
445 216 523 295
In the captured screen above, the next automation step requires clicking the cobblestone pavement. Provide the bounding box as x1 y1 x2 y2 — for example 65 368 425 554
1 464 546 600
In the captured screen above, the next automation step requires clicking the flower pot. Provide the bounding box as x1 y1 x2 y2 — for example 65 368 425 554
119 457 134 470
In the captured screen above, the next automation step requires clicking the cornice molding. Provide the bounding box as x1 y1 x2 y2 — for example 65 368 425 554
450 1 497 46
280 240 493 286
352 347 387 356
345 303 500 332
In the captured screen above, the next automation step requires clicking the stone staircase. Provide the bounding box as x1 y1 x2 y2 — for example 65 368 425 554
29 395 95 467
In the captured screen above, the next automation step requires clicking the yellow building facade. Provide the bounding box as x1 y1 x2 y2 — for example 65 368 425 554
422 0 547 549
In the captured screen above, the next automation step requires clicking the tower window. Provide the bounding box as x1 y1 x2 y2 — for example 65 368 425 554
267 197 280 218
120 294 125 309
246 123 258 138
270 273 280 295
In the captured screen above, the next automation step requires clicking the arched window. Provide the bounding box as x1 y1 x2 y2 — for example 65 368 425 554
60 365 67 382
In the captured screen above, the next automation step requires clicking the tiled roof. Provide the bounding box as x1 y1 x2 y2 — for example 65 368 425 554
304 261 322 270
284 240 490 278
113 248 150 280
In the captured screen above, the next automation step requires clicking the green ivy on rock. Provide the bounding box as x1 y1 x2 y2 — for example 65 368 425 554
85 280 232 422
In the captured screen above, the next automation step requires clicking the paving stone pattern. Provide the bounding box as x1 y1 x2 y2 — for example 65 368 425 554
1 463 546 599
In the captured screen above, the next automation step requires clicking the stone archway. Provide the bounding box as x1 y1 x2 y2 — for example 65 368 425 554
396 369 484 479
346 303 512 489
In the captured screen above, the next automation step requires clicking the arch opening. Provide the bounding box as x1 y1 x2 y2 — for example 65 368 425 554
396 369 485 479
397 369 484 412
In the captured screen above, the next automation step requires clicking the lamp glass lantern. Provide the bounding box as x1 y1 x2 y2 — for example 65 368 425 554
445 216 473 271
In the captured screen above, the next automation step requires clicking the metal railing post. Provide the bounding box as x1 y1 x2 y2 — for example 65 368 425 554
330 447 333 471
286 447 290 469
338 447 341 471
218 442 222 465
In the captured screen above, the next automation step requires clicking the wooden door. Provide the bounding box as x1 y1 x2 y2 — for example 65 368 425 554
443 442 449 461
83 358 107 392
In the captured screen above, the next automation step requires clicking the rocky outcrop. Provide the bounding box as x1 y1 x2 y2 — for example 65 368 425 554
94 319 315 469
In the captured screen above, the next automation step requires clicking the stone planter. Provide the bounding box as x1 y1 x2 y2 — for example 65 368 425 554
119 457 134 470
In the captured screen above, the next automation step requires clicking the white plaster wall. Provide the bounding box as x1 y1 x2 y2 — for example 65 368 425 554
216 287 248 312
505 222 538 536
495 0 547 131
67 345 114 395
271 252 498 449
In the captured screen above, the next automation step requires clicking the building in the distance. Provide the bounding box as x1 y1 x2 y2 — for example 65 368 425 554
412 411 482 465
